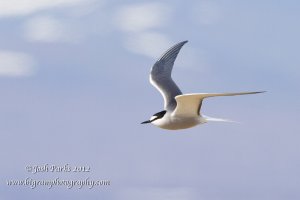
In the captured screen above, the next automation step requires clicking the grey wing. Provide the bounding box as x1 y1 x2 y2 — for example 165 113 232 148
150 40 188 111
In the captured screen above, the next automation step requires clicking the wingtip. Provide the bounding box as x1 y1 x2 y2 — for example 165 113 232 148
176 40 188 47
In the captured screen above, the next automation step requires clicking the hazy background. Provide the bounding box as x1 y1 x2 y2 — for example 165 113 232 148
0 0 299 199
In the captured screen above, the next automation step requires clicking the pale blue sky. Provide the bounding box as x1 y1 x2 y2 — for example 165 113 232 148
0 0 299 199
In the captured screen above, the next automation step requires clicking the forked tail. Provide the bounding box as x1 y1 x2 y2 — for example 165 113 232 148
202 115 239 123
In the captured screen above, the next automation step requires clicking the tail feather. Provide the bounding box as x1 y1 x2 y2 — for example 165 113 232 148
202 115 240 124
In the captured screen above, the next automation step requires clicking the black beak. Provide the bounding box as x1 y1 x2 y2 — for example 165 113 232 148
141 120 151 124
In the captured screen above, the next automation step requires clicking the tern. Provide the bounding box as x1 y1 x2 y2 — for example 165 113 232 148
141 41 264 130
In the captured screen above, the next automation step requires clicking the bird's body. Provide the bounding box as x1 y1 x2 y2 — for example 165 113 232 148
151 112 205 130
141 41 264 130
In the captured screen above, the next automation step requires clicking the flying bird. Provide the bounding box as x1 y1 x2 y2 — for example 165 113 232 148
141 41 264 130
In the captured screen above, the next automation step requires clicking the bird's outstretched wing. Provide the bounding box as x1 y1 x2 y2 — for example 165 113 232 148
150 41 188 111
173 91 265 117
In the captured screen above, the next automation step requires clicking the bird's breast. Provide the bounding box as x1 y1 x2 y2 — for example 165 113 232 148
152 114 204 130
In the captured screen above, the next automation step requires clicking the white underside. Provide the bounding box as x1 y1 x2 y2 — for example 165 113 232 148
151 112 236 130
151 112 205 130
